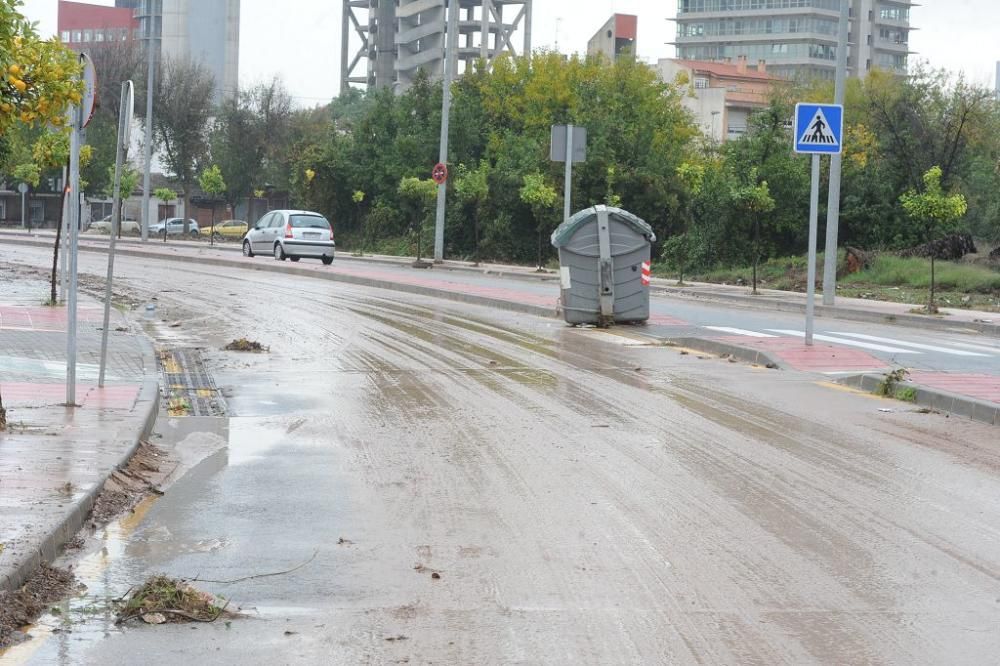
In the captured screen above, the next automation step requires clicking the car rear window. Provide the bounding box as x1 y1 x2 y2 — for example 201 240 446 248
289 215 330 229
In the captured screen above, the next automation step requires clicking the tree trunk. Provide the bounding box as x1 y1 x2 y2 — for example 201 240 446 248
473 211 480 267
537 230 542 270
751 216 760 295
0 387 6 431
929 254 936 313
50 179 67 305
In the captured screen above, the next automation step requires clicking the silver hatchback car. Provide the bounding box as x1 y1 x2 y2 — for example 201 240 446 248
243 210 335 265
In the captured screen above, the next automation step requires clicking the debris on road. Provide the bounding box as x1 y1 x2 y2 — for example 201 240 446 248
0 564 75 648
224 338 269 352
90 442 171 528
116 576 228 625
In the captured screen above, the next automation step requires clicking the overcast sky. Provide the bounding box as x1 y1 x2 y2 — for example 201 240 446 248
21 0 1000 107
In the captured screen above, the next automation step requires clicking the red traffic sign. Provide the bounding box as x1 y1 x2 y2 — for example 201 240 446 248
432 162 448 185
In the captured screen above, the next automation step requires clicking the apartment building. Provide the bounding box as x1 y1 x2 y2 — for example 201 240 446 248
672 0 915 80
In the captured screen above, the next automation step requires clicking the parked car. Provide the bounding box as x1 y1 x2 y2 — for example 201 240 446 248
88 215 140 235
199 219 248 240
150 218 199 237
243 210 334 265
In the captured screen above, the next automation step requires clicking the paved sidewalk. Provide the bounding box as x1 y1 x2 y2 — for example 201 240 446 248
0 274 158 592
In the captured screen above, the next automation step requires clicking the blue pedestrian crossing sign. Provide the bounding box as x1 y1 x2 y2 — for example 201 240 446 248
794 103 843 155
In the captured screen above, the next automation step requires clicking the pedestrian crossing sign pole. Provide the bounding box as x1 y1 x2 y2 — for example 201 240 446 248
793 103 843 346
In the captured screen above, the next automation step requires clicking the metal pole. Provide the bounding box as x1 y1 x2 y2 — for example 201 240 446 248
67 108 81 406
20 189 25 229
141 17 157 242
806 155 821 346
822 0 850 305
340 0 350 93
433 0 459 263
99 83 129 387
563 124 573 222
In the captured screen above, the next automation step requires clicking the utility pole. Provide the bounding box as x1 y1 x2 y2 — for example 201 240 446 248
140 6 158 242
822 0 850 305
433 0 459 263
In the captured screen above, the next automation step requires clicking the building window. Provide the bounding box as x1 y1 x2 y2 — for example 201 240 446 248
0 200 5 222
95 30 105 42
694 77 709 89
72 30 82 42
60 30 70 42
82 30 92 42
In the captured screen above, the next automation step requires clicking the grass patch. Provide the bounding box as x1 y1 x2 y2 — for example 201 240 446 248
843 256 1000 293
686 252 835 291
875 368 917 402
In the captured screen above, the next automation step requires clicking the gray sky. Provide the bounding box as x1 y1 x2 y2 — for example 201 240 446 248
21 0 1000 107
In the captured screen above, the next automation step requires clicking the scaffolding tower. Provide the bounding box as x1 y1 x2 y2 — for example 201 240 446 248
341 0 532 93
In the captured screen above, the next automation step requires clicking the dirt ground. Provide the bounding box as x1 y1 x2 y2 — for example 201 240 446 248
0 565 76 649
90 442 172 527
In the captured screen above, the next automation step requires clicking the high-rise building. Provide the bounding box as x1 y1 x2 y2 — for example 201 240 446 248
341 0 533 93
121 0 240 103
671 0 915 81
587 14 638 61
58 1 138 49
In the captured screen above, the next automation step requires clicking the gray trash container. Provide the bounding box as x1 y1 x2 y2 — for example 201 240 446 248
551 205 656 326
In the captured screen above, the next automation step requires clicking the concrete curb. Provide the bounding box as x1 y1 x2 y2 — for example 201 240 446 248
669 336 782 369
7 237 560 321
834 373 999 427
6 232 998 337
0 355 160 593
653 286 1000 338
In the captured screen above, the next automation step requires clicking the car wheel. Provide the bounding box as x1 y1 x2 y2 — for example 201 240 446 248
190 230 200 238
289 257 300 262
212 232 222 241
274 243 286 261
242 240 254 257
321 256 334 266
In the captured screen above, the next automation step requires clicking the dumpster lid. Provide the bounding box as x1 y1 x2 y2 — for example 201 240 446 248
550 205 656 248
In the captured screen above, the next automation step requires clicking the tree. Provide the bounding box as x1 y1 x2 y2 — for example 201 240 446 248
103 163 139 235
663 162 706 285
153 187 177 240
519 172 559 270
397 177 437 266
198 164 227 243
731 171 776 295
899 166 968 313
454 161 490 265
0 0 82 138
209 78 291 213
154 57 214 233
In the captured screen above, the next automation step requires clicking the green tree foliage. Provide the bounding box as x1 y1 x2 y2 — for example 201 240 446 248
453 161 490 264
899 166 969 311
519 172 559 268
397 176 437 261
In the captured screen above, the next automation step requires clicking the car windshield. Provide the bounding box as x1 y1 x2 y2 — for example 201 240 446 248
289 215 330 230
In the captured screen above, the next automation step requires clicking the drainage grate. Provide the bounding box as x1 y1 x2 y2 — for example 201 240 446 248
157 348 227 417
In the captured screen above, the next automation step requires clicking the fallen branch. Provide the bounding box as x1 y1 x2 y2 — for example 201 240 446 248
190 550 318 585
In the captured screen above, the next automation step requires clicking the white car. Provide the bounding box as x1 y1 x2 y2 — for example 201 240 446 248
88 216 140 234
150 218 200 237
243 210 335 265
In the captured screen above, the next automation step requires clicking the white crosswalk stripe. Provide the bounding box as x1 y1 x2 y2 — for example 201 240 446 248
704 326 777 338
829 332 990 357
766 330 920 354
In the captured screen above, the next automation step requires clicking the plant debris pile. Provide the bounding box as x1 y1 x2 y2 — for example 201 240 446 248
224 338 268 352
90 442 167 527
117 576 227 625
0 565 75 648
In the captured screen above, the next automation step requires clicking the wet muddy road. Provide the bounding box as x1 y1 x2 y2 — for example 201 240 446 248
3 246 1000 665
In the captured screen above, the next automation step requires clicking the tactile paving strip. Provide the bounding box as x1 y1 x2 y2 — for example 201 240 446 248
157 348 227 417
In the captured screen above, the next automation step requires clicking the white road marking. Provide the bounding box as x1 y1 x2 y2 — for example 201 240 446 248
944 340 1000 355
829 332 989 357
767 330 920 354
705 326 778 338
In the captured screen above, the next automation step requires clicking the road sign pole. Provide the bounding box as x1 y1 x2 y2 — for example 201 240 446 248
60 167 68 303
20 186 26 229
67 110 81 406
822 0 850 306
99 82 133 387
563 124 573 222
806 154 821 346
433 0 459 264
